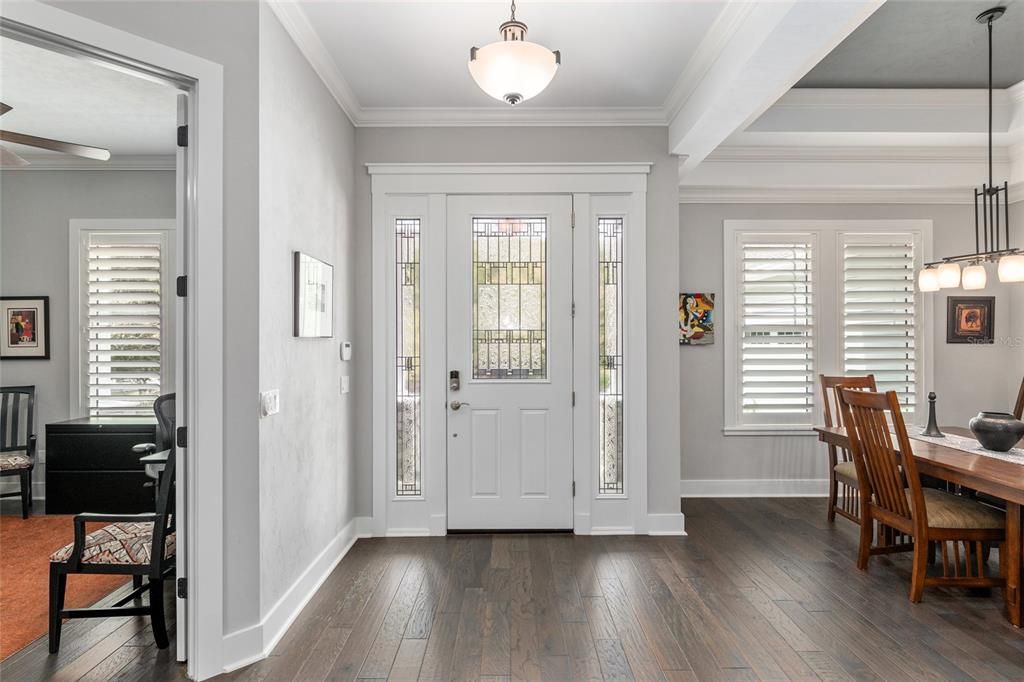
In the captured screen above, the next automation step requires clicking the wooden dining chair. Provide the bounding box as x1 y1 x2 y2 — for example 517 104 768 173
1 385 37 519
837 388 1007 602
819 374 876 524
48 448 176 652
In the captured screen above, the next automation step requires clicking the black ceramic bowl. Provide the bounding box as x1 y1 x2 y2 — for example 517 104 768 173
969 411 1024 452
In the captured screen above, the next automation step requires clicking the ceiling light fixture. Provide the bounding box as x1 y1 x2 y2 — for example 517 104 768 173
468 0 560 105
917 6 1021 290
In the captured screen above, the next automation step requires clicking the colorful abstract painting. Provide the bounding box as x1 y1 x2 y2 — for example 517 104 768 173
680 293 714 345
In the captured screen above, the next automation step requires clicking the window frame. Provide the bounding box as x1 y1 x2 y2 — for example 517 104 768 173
68 219 176 419
722 220 932 436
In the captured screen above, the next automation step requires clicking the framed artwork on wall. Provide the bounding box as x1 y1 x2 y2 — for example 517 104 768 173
679 292 714 345
293 252 334 338
2 296 51 360
946 296 994 344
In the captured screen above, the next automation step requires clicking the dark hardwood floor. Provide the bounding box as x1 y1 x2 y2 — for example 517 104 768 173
5 498 1023 680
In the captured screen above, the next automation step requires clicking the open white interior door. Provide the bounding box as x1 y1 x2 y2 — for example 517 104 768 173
174 92 188 663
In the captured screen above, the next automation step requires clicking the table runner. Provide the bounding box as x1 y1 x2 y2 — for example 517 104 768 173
906 425 1024 465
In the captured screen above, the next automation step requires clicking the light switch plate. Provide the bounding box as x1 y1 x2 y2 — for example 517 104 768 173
341 341 353 361
341 376 351 394
260 389 280 417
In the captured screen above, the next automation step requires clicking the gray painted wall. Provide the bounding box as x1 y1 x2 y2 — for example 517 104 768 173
258 5 357 612
49 0 262 632
353 126 682 517
678 202 1023 486
0 170 174 490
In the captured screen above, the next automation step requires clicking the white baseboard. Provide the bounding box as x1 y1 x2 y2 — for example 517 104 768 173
221 514 368 674
647 512 686 536
680 478 829 498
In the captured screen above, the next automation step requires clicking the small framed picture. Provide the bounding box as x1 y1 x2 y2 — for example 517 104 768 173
293 252 334 338
679 292 714 345
2 296 51 360
946 296 994 344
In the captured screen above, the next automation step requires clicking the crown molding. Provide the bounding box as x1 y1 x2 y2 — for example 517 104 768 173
267 0 361 125
662 0 755 121
706 145 1014 164
356 106 666 128
367 162 653 176
776 88 1005 109
0 154 175 171
679 183 1024 205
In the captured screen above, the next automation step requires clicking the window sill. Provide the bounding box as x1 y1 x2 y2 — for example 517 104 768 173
722 426 818 437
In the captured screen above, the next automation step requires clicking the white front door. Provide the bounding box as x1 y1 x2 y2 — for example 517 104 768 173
446 195 573 530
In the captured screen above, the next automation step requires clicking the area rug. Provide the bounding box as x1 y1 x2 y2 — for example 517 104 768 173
0 514 128 660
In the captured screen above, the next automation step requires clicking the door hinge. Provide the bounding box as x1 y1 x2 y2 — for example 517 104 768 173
572 391 576 407
571 301 576 317
177 577 188 599
571 212 575 229
176 275 187 297
572 481 576 497
176 426 187 448
177 124 188 148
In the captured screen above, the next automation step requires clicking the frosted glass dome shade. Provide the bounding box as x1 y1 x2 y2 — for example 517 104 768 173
917 267 940 292
937 261 962 288
469 21 559 105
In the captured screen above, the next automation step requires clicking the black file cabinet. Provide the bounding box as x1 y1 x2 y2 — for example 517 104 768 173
45 417 157 514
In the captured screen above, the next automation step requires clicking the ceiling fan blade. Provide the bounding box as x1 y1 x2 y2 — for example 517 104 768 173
0 146 30 167
0 102 11 116
0 130 110 161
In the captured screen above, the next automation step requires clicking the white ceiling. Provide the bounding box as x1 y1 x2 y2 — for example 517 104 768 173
297 1 725 111
0 37 179 160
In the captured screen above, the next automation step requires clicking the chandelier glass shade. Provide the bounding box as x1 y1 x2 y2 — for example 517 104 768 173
469 2 560 105
961 262 988 290
937 262 962 288
917 267 940 292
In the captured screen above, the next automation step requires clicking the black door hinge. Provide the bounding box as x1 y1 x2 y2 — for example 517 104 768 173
176 426 187 448
572 481 576 497
177 577 188 599
176 275 187 297
177 125 188 148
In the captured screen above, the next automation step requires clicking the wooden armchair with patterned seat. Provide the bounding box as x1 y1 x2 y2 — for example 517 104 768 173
819 374 876 524
1 385 37 519
48 448 176 653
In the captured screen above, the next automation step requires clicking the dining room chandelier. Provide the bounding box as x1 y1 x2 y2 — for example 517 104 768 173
917 6 1024 292
468 0 560 105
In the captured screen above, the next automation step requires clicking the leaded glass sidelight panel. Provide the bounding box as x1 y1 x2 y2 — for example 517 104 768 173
598 218 625 495
396 218 422 496
472 217 547 379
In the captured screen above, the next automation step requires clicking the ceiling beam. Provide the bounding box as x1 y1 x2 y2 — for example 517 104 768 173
670 0 883 176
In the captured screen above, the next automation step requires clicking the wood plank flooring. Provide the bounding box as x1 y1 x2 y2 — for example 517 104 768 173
5 498 1023 680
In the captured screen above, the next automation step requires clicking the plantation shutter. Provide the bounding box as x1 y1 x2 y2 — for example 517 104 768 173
842 236 917 414
86 232 165 416
739 238 815 422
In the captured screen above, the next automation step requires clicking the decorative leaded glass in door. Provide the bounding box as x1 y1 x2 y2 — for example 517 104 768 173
472 217 547 379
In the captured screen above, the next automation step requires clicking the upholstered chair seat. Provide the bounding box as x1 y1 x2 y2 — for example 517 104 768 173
913 489 1005 530
833 460 857 480
0 452 32 471
50 522 176 566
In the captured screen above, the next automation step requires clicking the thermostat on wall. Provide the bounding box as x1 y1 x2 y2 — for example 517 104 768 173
341 341 353 361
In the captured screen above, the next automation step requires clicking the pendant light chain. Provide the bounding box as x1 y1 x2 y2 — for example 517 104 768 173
510 0 516 22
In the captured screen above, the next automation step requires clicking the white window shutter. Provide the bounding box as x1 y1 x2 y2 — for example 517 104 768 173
842 237 917 414
739 239 815 422
86 233 164 416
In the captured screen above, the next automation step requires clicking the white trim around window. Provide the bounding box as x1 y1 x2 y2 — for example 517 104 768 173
722 220 933 436
68 219 176 419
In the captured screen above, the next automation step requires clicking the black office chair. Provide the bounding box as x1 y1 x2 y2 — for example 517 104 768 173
133 393 175 458
1 385 37 518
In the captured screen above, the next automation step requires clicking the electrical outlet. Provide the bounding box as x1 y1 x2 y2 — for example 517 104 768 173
341 376 351 394
260 389 280 417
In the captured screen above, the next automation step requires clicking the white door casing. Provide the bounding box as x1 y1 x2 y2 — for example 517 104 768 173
370 164 653 537
446 195 574 530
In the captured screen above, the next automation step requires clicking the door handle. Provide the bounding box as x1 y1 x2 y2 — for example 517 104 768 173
450 400 470 411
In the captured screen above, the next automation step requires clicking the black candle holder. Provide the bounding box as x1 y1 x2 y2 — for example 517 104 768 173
922 392 944 437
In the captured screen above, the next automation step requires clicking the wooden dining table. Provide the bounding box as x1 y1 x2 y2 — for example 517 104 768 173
815 425 1024 627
